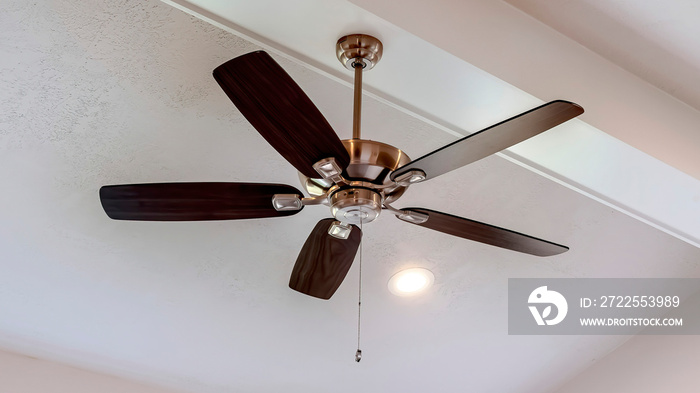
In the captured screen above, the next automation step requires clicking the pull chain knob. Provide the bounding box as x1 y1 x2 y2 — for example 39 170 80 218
355 219 363 363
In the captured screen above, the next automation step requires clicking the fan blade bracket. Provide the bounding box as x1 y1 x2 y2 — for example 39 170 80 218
397 210 429 224
272 193 330 211
393 169 426 186
301 194 328 206
328 220 353 239
271 194 303 211
384 202 429 224
312 157 346 184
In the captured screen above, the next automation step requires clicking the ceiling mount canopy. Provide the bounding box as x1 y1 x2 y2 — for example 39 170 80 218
336 34 383 70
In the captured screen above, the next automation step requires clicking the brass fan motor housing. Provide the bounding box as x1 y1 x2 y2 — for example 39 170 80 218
299 139 411 211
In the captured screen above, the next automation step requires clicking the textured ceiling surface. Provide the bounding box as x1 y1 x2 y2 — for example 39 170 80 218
506 0 700 112
1 1 699 393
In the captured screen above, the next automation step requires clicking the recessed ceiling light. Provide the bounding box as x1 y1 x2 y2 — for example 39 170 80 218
388 267 434 296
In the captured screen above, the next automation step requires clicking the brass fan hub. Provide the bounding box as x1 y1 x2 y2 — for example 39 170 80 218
342 139 410 188
299 139 411 222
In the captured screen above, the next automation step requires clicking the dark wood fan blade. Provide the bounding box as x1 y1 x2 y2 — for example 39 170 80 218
390 100 583 182
398 208 568 256
213 51 350 178
289 218 362 299
100 182 303 221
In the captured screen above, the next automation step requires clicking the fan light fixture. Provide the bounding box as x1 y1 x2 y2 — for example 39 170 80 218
388 268 435 296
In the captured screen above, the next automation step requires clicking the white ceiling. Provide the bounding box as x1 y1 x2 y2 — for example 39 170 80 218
507 0 700 111
1 1 699 393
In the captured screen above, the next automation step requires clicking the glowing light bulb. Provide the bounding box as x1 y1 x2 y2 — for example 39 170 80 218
396 274 428 293
388 268 434 296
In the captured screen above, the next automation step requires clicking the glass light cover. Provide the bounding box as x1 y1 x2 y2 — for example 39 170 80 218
388 267 434 296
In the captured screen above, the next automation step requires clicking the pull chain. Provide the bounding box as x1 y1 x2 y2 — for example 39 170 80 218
355 219 363 363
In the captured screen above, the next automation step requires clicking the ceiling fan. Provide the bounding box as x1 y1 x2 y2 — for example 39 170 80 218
100 34 584 300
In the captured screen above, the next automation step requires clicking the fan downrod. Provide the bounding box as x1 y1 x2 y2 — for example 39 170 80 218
338 34 382 140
